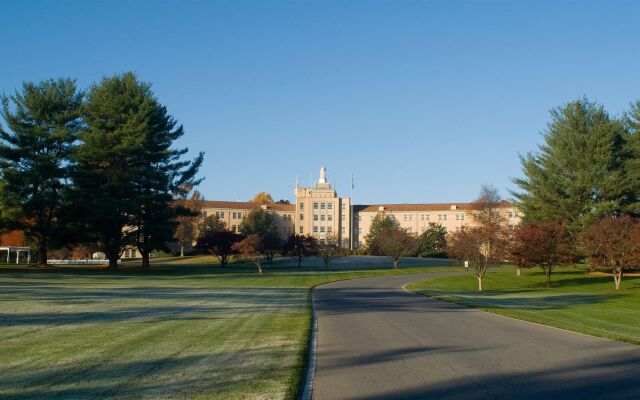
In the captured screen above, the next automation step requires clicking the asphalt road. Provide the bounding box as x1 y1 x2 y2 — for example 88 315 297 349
312 272 640 400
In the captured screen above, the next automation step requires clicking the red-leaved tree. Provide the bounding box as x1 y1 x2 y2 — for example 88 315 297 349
510 220 573 287
580 216 640 290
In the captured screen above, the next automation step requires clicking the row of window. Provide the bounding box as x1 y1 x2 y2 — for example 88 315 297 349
313 226 334 233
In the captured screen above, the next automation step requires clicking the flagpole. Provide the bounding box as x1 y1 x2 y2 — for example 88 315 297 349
350 173 354 251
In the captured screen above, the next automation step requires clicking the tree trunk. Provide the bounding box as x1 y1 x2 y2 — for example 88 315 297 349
393 259 398 270
256 259 262 274
545 270 551 287
516 266 521 277
38 238 48 267
180 242 184 257
613 268 622 290
477 276 483 291
141 250 150 270
107 250 119 270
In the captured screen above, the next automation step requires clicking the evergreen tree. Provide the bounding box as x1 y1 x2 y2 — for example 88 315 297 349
364 212 399 254
0 79 83 265
416 222 447 257
73 72 203 269
512 98 629 231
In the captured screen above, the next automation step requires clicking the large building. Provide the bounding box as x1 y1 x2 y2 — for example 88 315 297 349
202 167 521 249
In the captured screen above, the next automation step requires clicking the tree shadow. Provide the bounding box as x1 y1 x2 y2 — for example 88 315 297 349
347 351 640 400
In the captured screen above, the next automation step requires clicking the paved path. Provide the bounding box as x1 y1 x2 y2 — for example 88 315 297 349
312 272 640 400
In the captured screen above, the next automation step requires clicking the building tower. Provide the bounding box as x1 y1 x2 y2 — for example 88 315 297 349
294 166 351 247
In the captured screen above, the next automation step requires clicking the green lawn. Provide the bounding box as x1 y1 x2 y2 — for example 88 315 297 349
406 265 640 345
0 255 451 400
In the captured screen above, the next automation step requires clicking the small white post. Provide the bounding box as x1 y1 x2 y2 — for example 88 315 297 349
27 250 31 264
15 249 20 264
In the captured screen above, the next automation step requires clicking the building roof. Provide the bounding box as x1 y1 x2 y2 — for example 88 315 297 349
201 200 295 212
353 201 514 213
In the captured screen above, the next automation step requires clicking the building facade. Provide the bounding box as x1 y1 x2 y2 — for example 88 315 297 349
202 167 521 249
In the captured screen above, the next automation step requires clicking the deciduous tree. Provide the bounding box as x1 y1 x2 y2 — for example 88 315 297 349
232 234 265 274
195 216 241 267
251 192 273 204
239 209 281 263
371 227 417 269
174 189 205 257
580 216 640 290
283 234 318 268
364 212 399 254
318 234 344 270
447 186 510 291
510 220 573 287
0 78 83 265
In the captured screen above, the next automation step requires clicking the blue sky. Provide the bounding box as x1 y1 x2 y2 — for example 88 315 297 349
2 0 639 204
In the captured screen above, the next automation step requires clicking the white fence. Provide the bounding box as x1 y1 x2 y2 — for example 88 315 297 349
46 259 121 265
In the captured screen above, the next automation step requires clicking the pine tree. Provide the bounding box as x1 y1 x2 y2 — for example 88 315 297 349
73 73 202 269
512 98 629 232
624 100 640 214
0 79 83 265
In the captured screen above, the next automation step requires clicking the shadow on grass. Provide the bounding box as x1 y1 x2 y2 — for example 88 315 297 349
0 350 298 400
0 286 308 327
0 256 453 278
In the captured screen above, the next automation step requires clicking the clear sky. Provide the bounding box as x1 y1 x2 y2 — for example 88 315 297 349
2 0 640 204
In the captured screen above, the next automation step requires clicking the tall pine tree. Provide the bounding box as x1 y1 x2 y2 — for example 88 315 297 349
624 100 640 214
0 79 83 265
512 98 629 232
73 73 202 269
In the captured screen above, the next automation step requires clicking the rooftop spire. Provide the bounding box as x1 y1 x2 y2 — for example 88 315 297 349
319 166 327 184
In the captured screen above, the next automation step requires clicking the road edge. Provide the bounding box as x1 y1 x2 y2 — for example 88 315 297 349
300 290 318 400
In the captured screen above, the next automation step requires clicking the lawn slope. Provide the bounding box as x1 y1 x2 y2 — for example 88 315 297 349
406 266 640 345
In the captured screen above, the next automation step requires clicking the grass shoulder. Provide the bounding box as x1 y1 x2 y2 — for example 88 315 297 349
406 265 640 346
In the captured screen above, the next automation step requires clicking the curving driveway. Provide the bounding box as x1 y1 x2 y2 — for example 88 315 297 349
311 272 640 400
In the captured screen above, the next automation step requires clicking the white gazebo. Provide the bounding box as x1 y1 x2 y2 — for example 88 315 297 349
0 246 32 264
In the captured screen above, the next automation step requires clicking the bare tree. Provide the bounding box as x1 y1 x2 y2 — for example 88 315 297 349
174 189 204 257
370 227 417 269
318 234 344 270
580 216 640 290
232 234 265 274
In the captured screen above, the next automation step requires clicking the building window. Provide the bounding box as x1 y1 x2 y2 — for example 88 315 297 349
328 203 333 209
313 226 318 233
320 226 325 233
313 202 318 209
314 215 318 221
299 227 304 234
508 212 514 219
341 215 345 221
443 215 447 220
404 215 408 222
358 228 362 234
320 203 325 210
341 227 345 234
460 214 464 220
327 226 332 233
300 202 304 210
320 215 325 221
342 203 346 209
455 214 459 220
327 215 332 221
